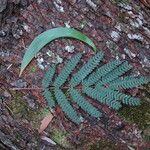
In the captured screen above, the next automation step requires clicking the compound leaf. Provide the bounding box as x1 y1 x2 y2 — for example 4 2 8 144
70 52 104 87
42 65 56 88
42 88 55 108
54 88 81 124
69 87 102 118
54 53 82 87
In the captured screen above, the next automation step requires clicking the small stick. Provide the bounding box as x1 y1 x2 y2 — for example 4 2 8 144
10 86 84 91
11 87 43 90
10 86 70 91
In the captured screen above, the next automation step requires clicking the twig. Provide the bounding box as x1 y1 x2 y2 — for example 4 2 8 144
11 87 44 90
10 86 81 90
4 103 14 116
10 85 95 91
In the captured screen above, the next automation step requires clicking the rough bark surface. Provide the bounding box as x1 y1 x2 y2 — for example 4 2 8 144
0 0 150 149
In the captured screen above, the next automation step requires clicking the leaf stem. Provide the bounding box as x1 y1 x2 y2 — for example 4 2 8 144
10 86 83 90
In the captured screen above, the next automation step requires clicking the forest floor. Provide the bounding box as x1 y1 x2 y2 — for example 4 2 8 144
0 0 150 150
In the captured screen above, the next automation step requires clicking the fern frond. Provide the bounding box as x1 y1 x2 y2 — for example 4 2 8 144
42 65 56 88
69 88 102 118
121 96 141 106
98 88 141 106
83 86 122 110
109 89 141 106
96 61 132 88
54 53 82 87
109 76 150 90
109 76 135 84
70 52 104 87
54 88 81 124
42 88 55 108
41 52 148 124
83 59 122 86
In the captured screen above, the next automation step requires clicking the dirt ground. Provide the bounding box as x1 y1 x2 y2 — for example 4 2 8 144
0 0 150 150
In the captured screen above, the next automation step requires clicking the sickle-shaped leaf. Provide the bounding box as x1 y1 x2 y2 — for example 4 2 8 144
20 27 97 76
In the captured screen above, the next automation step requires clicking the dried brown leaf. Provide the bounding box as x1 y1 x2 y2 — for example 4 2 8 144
38 112 53 133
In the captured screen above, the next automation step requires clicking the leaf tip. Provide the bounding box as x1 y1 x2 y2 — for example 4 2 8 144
92 44 97 52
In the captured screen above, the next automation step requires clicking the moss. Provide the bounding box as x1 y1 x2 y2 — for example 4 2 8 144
118 100 150 129
8 92 50 129
117 12 129 24
52 129 70 148
89 139 118 150
30 66 37 73
119 83 150 129
143 126 150 142
144 83 150 95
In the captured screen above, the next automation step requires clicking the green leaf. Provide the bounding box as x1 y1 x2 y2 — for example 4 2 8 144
69 87 102 118
42 88 55 108
70 52 103 87
54 53 82 87
42 64 56 88
20 27 97 76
